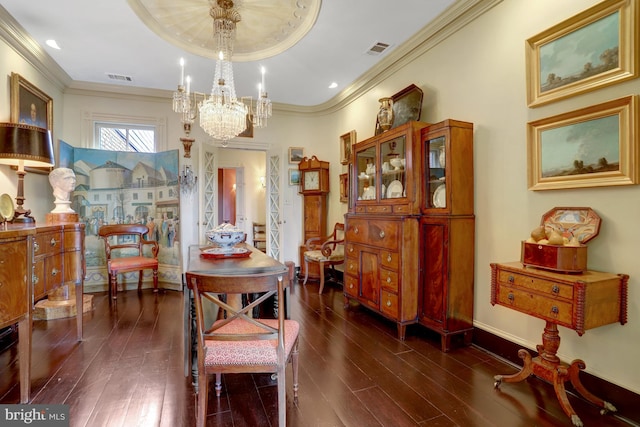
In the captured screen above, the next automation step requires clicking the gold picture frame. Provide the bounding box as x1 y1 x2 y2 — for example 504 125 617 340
288 147 304 164
339 130 356 165
527 95 637 191
10 72 54 174
339 173 348 203
288 168 300 186
526 0 638 108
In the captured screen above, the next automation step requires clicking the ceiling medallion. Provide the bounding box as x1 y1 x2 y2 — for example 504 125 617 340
128 0 321 61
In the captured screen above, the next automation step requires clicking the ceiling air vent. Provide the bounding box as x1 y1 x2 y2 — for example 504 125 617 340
366 42 390 56
106 73 133 83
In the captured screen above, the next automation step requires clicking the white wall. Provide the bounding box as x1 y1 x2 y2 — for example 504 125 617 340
377 0 638 393
2 0 639 394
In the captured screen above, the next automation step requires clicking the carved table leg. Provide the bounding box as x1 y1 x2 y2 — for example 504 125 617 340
493 321 616 427
568 359 618 415
494 348 533 388
397 323 406 341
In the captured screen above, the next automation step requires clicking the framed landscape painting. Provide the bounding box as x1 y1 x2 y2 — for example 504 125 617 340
527 95 637 190
526 0 637 107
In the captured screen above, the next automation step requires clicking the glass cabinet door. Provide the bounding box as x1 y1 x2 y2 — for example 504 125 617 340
355 146 376 201
380 135 406 200
425 135 446 209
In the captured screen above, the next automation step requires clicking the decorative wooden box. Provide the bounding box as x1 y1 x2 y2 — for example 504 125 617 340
521 207 601 273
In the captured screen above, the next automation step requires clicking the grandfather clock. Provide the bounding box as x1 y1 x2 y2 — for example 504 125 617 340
298 155 330 279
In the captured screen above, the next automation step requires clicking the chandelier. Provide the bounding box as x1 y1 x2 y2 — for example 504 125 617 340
172 0 272 145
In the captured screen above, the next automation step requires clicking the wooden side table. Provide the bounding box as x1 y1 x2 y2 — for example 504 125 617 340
490 262 629 427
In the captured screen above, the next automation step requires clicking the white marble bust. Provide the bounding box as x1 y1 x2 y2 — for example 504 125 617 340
49 167 76 213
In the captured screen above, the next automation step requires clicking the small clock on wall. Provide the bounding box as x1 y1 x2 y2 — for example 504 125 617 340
298 155 329 194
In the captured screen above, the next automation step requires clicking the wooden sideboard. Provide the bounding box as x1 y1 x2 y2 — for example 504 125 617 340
33 223 85 340
0 227 35 403
0 222 85 403
490 262 628 426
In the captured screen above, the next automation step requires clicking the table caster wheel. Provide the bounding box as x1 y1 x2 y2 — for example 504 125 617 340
570 414 583 427
493 375 502 389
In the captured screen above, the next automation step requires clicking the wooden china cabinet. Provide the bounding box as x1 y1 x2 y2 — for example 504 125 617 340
419 119 475 351
344 119 475 350
344 121 428 340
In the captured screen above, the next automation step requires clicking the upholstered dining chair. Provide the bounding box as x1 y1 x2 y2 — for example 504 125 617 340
303 222 345 294
98 224 159 299
186 269 299 427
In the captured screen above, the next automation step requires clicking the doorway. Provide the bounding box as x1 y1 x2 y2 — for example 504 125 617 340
218 168 236 224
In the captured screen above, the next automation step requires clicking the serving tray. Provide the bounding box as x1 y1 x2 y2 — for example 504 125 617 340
200 246 251 259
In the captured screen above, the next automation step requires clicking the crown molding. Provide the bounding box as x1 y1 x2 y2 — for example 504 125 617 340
1 0 501 116
0 6 72 91
308 0 503 115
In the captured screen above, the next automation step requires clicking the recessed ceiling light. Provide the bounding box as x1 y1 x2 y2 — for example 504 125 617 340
46 39 61 49
328 82 338 89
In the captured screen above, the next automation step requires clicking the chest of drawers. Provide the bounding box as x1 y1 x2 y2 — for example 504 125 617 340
344 215 419 339
490 261 627 335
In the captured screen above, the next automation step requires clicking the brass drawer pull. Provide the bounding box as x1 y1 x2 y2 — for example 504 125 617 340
349 283 354 289
508 275 514 283
354 227 359 234
349 247 353 253
386 299 392 307
386 276 392 283
508 292 514 302
32 274 39 284
379 230 385 238
551 306 559 315
552 285 560 294
51 268 59 277
50 238 58 247
34 242 40 252
387 254 392 262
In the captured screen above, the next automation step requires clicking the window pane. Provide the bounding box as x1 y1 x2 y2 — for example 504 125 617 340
96 123 155 152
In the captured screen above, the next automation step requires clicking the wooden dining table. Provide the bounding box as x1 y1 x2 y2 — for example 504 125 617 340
183 243 291 383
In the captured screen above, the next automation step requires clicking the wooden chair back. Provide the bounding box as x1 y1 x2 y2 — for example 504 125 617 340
303 222 345 293
186 267 299 427
98 224 159 299
98 224 158 259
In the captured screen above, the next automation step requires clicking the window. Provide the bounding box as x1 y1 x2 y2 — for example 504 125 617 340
95 122 155 152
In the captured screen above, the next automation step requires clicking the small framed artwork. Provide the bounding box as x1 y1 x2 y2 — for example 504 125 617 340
527 95 637 191
340 130 356 165
339 173 349 203
526 0 637 107
288 147 304 164
289 169 300 186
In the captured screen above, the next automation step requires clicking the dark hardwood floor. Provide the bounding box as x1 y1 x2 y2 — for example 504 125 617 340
1 277 637 427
